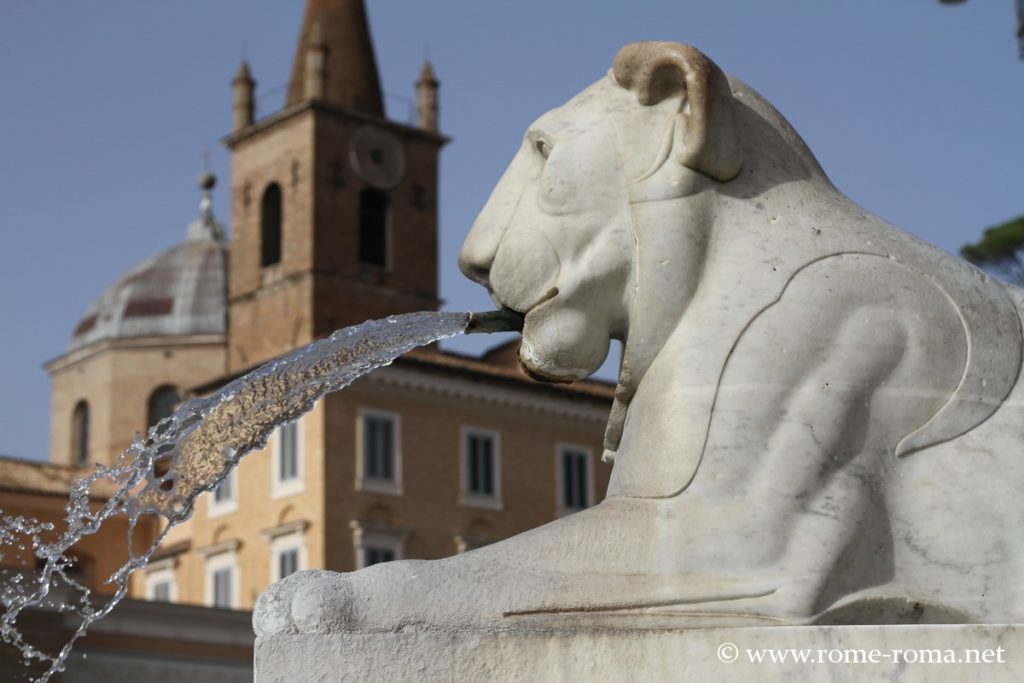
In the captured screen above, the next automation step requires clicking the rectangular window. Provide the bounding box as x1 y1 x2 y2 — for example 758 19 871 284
364 547 395 567
353 526 404 570
272 419 304 499
209 468 238 518
560 447 591 512
278 548 299 580
279 422 298 481
214 472 233 503
152 581 171 602
459 428 501 510
212 567 233 608
145 566 176 603
363 414 395 481
466 432 495 497
204 547 239 609
269 528 307 582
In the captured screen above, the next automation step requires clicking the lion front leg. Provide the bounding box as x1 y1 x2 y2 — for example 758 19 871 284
669 256 968 620
670 309 902 619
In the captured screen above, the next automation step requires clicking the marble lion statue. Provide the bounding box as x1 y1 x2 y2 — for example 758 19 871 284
255 41 1024 635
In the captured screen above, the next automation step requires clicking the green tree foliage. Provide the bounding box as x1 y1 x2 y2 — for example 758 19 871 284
961 215 1024 287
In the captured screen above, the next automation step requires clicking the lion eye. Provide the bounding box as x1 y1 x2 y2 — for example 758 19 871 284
536 138 554 160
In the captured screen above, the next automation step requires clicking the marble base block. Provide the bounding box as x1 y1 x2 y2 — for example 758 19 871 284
255 624 1023 682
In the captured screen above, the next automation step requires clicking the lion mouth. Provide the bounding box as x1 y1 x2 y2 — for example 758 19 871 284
510 286 592 384
498 286 559 318
518 355 575 384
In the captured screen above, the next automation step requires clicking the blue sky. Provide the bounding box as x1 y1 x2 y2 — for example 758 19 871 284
0 1 1021 461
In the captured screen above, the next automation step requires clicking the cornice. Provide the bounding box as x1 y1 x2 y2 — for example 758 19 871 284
44 334 225 374
366 365 610 424
223 101 449 149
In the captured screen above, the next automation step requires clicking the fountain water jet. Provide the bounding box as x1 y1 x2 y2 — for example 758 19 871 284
0 309 517 681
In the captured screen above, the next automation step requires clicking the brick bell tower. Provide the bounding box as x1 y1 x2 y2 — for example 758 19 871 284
224 0 446 372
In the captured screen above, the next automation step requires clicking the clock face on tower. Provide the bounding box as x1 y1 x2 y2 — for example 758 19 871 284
349 125 406 190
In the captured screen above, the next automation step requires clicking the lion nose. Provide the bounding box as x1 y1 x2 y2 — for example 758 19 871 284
458 244 494 288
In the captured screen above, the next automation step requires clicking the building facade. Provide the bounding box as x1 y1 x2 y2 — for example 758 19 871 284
34 0 614 613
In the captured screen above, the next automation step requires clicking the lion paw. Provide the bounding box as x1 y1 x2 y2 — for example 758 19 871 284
253 570 358 636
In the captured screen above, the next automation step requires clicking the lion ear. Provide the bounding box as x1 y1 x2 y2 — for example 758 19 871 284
613 41 742 182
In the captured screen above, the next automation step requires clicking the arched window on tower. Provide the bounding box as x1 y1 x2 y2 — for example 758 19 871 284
148 385 181 431
72 401 89 466
358 189 389 267
261 183 283 267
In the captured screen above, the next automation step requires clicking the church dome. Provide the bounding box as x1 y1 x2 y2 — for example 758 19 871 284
68 174 229 353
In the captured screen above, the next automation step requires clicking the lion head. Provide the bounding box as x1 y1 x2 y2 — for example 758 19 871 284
459 42 745 384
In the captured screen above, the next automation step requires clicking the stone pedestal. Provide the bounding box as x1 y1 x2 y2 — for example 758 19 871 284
255 624 1022 682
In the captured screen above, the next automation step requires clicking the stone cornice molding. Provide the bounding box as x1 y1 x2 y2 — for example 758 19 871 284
349 518 413 539
261 520 310 540
197 538 242 559
367 365 610 424
44 333 225 374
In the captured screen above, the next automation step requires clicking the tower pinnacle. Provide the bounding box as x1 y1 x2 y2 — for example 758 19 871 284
232 60 255 132
285 0 384 115
416 61 440 133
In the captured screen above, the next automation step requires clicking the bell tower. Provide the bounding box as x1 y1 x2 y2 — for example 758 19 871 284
224 0 446 371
